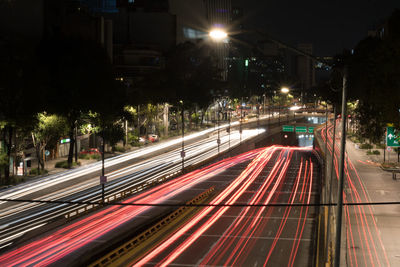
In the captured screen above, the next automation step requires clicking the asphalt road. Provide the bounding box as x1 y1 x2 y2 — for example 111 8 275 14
124 146 321 267
320 119 392 266
0 128 261 251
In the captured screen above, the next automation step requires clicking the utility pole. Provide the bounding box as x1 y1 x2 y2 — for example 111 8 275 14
100 132 106 206
325 106 336 263
278 105 281 125
240 107 243 143
181 101 185 172
228 110 231 150
334 66 348 267
217 101 221 153
257 104 260 135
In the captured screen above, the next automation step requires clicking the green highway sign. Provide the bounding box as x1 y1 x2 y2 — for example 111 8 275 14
296 126 307 133
60 138 71 144
386 126 400 147
283 125 294 132
308 127 314 133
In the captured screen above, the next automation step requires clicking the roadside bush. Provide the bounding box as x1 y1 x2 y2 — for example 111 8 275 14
55 161 81 169
360 143 373 149
376 144 385 149
78 153 101 160
114 145 126 153
91 154 101 160
367 150 380 155
29 168 48 175
128 132 140 147
78 154 91 160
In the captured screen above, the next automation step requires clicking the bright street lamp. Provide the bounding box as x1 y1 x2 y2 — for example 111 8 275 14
209 29 228 41
281 87 290 94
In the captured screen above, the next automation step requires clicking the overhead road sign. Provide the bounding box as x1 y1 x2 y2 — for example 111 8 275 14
296 126 307 133
283 125 294 132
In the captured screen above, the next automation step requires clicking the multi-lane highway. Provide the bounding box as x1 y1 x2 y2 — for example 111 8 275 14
131 146 321 266
320 119 390 266
0 146 321 267
0 126 262 251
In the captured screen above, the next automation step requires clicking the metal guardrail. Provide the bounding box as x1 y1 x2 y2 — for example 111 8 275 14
89 187 215 267
380 166 400 180
64 130 236 222
64 175 173 221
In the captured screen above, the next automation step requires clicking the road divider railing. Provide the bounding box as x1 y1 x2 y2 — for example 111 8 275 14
89 187 215 267
313 122 331 266
65 125 259 222
65 173 179 221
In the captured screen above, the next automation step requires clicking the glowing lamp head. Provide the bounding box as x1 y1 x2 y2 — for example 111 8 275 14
209 29 228 41
281 87 290 94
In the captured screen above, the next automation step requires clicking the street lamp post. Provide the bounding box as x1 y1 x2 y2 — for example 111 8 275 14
257 103 260 135
334 67 349 267
100 132 106 206
325 106 336 264
209 28 227 153
240 99 244 143
217 101 221 153
280 87 290 125
180 101 185 173
228 109 231 150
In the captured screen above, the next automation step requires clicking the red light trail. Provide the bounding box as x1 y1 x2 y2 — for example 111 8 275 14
0 150 260 266
0 146 318 267
321 120 390 267
133 146 316 267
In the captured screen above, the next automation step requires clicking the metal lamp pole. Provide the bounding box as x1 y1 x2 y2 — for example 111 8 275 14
228 110 231 150
334 67 348 267
217 101 221 153
325 106 336 264
181 101 185 172
100 133 106 205
240 107 243 143
257 104 260 135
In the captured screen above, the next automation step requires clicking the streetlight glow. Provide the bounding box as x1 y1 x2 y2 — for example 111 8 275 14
209 29 228 41
281 87 290 94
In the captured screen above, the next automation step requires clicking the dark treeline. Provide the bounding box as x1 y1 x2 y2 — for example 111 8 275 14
319 9 400 144
0 34 223 182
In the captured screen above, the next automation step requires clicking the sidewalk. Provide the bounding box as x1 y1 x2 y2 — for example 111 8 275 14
43 157 99 175
346 138 400 266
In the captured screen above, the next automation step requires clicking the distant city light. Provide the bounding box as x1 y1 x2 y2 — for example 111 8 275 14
290 106 301 111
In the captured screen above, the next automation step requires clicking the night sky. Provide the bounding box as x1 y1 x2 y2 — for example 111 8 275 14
233 0 400 56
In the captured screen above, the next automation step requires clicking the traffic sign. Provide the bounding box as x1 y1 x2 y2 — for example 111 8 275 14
386 126 400 147
45 150 50 156
296 126 307 133
60 138 70 144
283 125 294 132
308 127 314 133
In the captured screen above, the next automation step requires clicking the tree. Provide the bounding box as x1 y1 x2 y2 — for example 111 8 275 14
0 40 42 181
39 36 118 168
345 9 400 142
31 113 68 171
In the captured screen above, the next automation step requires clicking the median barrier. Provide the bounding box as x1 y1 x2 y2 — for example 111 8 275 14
89 187 215 267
